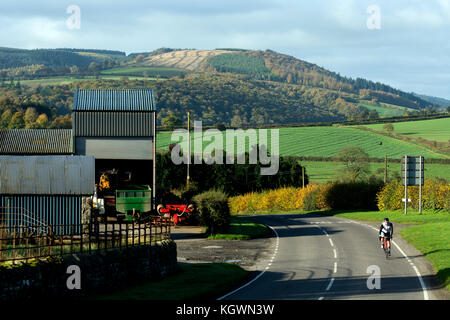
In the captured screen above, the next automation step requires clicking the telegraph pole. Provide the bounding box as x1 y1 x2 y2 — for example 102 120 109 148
186 110 191 187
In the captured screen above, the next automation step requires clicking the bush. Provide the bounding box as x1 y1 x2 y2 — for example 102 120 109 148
172 182 199 203
193 189 231 234
302 187 320 211
377 178 450 211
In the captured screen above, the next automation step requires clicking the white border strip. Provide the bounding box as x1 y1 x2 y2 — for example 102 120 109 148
217 225 279 300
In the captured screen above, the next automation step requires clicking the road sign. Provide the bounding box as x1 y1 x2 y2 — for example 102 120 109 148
401 155 424 215
401 156 424 186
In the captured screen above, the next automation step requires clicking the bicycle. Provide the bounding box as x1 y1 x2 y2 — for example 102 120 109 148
381 236 391 260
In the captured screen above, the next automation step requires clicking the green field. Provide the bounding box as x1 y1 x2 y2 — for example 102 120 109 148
301 160 450 183
360 117 450 142
157 125 449 159
359 103 406 118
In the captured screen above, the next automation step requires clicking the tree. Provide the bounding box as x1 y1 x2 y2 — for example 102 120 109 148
368 109 379 120
383 123 394 133
35 113 49 128
24 107 38 128
336 146 370 182
161 111 182 130
0 109 12 129
8 111 25 129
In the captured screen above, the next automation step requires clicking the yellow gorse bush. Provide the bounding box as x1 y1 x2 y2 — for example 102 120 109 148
376 178 450 211
229 185 324 214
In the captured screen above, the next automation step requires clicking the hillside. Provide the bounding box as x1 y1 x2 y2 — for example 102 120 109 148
0 47 446 127
127 48 436 112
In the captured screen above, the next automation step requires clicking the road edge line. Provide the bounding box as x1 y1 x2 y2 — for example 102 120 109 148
216 224 280 300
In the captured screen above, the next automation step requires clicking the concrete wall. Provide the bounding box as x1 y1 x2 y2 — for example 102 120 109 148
0 240 177 300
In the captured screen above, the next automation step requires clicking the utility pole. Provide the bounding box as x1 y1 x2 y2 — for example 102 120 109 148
302 166 305 188
186 110 191 187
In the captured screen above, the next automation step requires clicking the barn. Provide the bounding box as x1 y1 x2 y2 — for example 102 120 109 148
0 88 157 230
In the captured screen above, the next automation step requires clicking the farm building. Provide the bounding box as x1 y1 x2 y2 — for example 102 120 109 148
0 155 94 234
0 88 157 230
72 89 157 211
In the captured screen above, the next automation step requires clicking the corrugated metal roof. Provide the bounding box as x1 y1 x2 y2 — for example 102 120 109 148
0 155 94 195
0 129 73 154
72 89 156 111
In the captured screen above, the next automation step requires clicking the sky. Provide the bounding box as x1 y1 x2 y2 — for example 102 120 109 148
1 0 449 99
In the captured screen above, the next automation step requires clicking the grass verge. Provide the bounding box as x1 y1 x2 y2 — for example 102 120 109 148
399 222 450 290
208 216 271 240
89 263 248 300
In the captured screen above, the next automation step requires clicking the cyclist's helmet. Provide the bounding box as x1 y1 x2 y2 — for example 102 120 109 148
384 218 389 222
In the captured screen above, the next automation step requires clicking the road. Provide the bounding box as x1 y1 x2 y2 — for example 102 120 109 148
219 214 433 300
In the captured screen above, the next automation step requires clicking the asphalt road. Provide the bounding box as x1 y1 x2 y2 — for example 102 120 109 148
219 214 434 300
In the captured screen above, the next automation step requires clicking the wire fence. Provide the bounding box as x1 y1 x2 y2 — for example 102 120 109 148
0 212 172 264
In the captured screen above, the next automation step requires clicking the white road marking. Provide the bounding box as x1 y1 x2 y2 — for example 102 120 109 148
334 262 337 273
329 238 334 247
217 224 280 300
326 278 335 291
333 249 337 259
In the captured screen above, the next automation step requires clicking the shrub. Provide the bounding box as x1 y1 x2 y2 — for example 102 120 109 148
193 189 231 234
302 187 321 211
377 178 450 211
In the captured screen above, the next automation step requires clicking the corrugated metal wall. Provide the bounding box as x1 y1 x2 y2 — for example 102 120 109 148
0 195 82 235
73 111 154 137
0 156 94 195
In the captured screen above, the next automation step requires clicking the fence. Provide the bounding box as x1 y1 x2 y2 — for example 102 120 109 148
0 211 172 264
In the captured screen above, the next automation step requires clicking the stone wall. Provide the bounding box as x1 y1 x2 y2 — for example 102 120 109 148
0 240 177 300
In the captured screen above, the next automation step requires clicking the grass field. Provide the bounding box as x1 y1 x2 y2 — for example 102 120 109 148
360 117 450 143
359 103 406 118
157 125 449 159
301 160 450 183
90 263 248 300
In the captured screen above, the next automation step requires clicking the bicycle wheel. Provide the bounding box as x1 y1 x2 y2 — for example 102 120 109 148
384 240 389 260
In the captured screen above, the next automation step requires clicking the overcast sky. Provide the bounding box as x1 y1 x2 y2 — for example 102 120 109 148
1 0 449 99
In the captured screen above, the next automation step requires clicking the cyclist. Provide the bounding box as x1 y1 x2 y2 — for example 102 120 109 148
379 218 394 255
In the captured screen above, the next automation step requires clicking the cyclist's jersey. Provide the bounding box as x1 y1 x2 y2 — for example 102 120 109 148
379 222 393 238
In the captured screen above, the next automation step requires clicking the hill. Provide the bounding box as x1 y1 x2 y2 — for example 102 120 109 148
127 48 437 112
413 93 450 108
0 47 446 126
